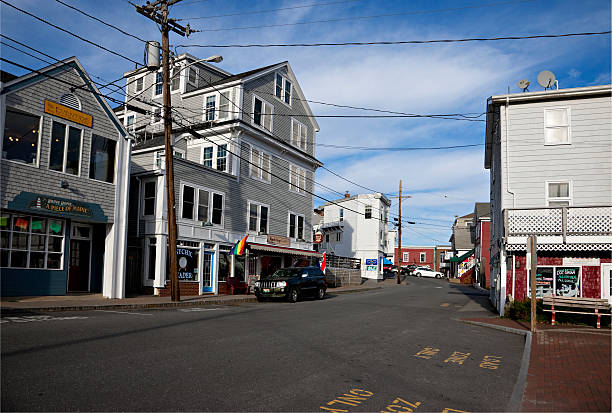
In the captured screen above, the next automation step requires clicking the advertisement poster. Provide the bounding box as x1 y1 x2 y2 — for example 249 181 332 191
535 267 554 297
177 248 198 280
555 267 580 297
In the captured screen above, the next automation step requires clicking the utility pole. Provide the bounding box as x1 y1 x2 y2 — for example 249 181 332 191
134 0 191 301
391 180 412 284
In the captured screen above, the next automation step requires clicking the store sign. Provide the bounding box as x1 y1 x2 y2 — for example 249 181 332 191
314 232 323 244
177 248 197 280
555 267 580 297
44 100 93 128
366 265 378 271
29 196 93 217
267 234 290 247
563 258 600 266
365 258 378 266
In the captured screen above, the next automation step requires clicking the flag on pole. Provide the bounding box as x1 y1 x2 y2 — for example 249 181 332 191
320 252 326 273
230 234 249 256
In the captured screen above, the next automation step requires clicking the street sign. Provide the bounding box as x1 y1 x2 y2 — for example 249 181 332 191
365 258 378 266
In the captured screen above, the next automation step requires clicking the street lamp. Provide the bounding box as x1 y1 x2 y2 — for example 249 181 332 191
178 55 223 72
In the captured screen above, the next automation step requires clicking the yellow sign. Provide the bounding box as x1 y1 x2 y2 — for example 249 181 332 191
44 100 92 128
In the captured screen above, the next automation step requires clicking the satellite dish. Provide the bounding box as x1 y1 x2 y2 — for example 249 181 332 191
518 79 530 91
537 70 556 89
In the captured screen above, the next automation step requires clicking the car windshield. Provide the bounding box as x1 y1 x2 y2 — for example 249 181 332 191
270 268 303 278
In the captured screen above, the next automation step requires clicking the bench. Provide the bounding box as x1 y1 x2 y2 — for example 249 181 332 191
542 296 611 329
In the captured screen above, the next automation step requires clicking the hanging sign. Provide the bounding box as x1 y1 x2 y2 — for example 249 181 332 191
44 100 93 128
314 232 323 244
177 247 198 280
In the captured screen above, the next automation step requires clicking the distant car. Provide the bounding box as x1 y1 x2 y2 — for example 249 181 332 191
254 266 326 302
405 264 419 275
414 266 444 279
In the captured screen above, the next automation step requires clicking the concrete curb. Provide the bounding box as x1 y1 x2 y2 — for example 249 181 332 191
0 286 382 314
458 319 532 413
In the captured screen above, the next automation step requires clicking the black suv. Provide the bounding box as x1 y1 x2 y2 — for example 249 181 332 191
254 266 326 303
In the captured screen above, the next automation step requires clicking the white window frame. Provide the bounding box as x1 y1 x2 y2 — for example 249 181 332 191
249 145 271 183
287 211 305 240
291 118 308 150
251 95 273 132
274 72 292 106
141 178 157 217
154 148 185 170
365 205 372 219
546 180 572 207
289 164 307 195
402 252 409 262
420 252 426 262
133 75 144 93
2 108 43 168
180 182 225 227
336 232 341 242
48 121 83 177
544 106 571 145
151 107 163 124
126 114 135 132
204 94 216 122
247 201 270 235
187 66 198 87
199 143 228 172
216 144 228 172
153 70 163 97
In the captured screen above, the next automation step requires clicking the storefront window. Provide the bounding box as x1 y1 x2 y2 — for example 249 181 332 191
0 214 65 269
2 108 40 165
529 266 580 298
89 135 116 183
234 255 245 281
218 250 231 282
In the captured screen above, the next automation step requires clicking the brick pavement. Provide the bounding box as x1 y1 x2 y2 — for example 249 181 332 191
464 317 611 412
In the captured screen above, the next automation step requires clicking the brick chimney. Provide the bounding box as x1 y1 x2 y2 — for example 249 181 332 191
344 191 350 198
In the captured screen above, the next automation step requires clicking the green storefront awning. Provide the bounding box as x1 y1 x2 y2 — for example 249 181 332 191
450 248 475 262
7 191 108 223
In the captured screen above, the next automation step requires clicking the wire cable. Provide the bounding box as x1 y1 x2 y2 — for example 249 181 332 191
177 30 612 48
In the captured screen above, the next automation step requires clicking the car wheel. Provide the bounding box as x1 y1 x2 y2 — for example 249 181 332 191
288 287 299 303
316 286 326 300
417 272 421 277
436 274 440 279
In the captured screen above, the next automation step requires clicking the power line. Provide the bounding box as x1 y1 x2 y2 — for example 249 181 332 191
187 0 534 32
0 0 142 66
176 0 359 21
316 143 484 151
53 0 148 43
176 30 612 48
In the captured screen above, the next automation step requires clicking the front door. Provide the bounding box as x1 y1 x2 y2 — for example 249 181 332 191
68 224 91 292
202 251 214 293
602 264 612 305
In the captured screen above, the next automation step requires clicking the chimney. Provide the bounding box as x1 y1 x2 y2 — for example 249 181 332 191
344 191 350 198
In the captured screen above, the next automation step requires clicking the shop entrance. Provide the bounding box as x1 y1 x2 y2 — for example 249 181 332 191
68 223 92 292
202 251 214 293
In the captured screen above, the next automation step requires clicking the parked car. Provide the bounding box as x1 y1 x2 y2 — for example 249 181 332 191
404 264 419 275
414 266 444 279
254 266 326 303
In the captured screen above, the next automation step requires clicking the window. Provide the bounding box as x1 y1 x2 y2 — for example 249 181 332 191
547 181 571 206
152 107 162 124
0 214 65 269
402 252 409 262
170 69 180 92
2 107 40 165
155 71 163 96
275 73 292 105
420 252 426 262
288 213 304 239
336 232 341 242
216 144 227 172
250 147 271 182
365 205 372 219
202 146 213 167
340 209 344 222
188 67 197 86
253 97 272 131
219 91 230 120
135 77 144 93
544 107 570 145
50 121 81 175
325 234 329 243
90 135 116 183
154 149 185 170
126 115 135 132
205 95 216 121
291 119 307 150
142 180 156 216
289 164 306 194
181 183 224 225
248 202 269 234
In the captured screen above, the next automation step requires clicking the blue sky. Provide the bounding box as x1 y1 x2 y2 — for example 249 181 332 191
1 0 610 246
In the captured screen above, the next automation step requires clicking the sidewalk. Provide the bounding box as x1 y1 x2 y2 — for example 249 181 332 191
464 317 611 412
0 283 382 314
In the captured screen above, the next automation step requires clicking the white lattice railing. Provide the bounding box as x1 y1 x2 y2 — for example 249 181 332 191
505 206 612 237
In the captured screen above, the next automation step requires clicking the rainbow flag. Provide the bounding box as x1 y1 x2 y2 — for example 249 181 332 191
230 235 249 256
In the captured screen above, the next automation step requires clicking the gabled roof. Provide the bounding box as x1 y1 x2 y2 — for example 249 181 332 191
474 202 490 219
1 56 128 138
202 62 283 90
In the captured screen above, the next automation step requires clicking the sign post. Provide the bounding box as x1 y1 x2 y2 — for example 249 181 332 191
527 235 537 333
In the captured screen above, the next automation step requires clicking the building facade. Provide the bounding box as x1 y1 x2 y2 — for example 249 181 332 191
449 213 475 278
314 192 391 280
1 58 131 297
395 246 435 268
485 85 612 314
118 55 322 295
473 202 491 289
434 245 452 276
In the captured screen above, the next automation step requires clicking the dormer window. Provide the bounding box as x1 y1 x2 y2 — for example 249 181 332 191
134 77 143 93
170 68 180 92
188 67 197 86
275 73 292 105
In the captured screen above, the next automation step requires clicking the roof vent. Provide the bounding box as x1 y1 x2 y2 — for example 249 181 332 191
59 93 81 111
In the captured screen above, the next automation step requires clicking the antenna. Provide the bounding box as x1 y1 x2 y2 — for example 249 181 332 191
518 79 530 92
537 70 557 90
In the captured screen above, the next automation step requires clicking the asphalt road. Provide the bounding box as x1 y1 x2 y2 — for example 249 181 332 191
2 278 525 412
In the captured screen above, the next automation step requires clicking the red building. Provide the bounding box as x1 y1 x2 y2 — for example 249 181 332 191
396 246 454 271
473 203 491 289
